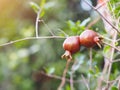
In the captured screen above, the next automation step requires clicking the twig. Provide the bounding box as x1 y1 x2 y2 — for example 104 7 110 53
58 59 72 90
40 71 71 82
40 71 83 83
96 56 109 90
98 34 114 42
70 59 80 90
81 75 90 90
97 32 117 89
89 48 92 69
95 0 109 10
86 17 100 29
102 41 120 52
83 0 120 34
0 36 65 47
97 75 120 87
87 48 92 89
111 76 120 87
104 56 120 63
39 20 55 36
112 59 120 63
35 9 41 37
57 29 69 37
103 77 119 84
106 31 117 88
117 79 120 89
116 38 120 42
70 71 74 90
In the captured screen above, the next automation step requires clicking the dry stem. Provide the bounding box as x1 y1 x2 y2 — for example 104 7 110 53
58 59 72 90
35 9 41 37
107 31 117 82
83 0 120 34
89 48 92 69
70 71 74 90
102 41 120 52
86 17 100 29
0 36 65 47
81 75 90 90
83 1 119 90
39 19 55 36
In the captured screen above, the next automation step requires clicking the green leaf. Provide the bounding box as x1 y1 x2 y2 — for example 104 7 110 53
115 41 118 46
40 0 46 9
94 73 101 78
89 69 95 75
67 20 75 29
29 2 40 13
65 84 70 90
111 86 118 90
30 1 46 17
39 0 46 18
76 20 81 26
44 2 56 9
46 67 55 75
103 45 111 54
95 65 100 73
40 11 45 18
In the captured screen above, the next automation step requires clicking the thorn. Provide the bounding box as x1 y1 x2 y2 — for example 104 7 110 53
96 42 102 48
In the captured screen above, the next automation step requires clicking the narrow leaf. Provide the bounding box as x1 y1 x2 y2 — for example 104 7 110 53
29 2 40 13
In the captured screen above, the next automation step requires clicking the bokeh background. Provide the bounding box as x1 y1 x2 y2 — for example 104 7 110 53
0 0 119 90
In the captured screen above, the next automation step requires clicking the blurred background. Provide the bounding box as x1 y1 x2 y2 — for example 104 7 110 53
0 0 119 90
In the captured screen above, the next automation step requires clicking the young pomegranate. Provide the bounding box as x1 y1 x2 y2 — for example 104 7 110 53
62 36 80 59
79 30 102 48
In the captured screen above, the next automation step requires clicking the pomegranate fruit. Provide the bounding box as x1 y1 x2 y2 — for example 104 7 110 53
79 30 102 48
62 36 80 59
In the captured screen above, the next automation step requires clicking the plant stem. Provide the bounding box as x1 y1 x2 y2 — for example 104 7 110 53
117 79 120 89
39 20 55 36
102 41 120 52
40 70 95 84
35 9 41 38
83 0 120 34
88 48 92 89
95 0 109 10
96 59 109 90
86 17 100 29
81 75 90 90
106 31 117 87
70 71 74 90
89 48 92 69
58 59 71 90
0 36 65 47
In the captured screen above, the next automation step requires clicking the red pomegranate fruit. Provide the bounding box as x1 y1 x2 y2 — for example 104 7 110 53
62 36 80 59
79 30 101 48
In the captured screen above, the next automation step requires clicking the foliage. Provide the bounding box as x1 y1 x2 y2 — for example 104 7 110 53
108 0 120 18
0 0 120 90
